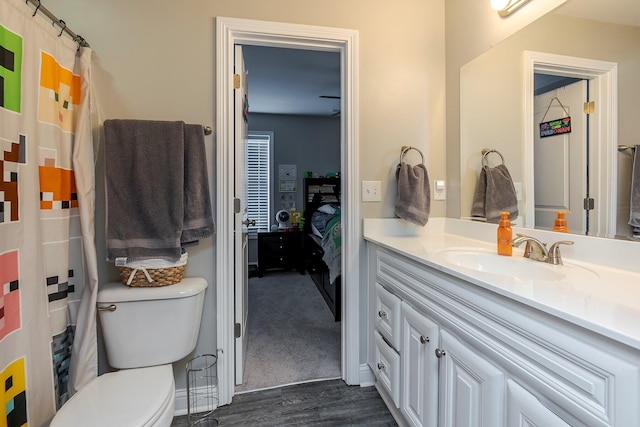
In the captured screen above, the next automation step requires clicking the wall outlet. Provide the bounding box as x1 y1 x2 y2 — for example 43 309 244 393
362 181 382 202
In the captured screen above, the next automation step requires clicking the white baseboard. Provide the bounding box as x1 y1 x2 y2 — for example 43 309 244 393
173 385 219 417
359 363 375 387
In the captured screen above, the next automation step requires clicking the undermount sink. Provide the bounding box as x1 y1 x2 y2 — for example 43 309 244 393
437 248 599 282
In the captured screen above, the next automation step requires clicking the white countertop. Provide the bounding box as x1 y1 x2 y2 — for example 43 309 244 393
363 218 640 351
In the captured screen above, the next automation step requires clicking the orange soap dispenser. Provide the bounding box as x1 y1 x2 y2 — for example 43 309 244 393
497 211 513 256
553 211 569 233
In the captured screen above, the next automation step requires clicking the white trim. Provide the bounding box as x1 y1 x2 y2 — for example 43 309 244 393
359 363 375 387
173 385 219 417
523 51 618 237
215 17 360 406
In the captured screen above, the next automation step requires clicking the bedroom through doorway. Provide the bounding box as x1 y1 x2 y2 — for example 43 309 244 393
236 45 343 393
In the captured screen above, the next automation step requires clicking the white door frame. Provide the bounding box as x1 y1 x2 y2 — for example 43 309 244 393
215 16 360 405
524 51 618 237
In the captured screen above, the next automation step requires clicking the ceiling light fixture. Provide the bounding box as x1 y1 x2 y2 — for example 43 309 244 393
491 0 531 17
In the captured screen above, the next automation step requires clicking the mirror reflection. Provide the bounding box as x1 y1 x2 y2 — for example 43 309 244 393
460 0 640 239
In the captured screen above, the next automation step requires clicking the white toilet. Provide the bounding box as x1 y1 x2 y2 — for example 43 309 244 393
50 277 208 427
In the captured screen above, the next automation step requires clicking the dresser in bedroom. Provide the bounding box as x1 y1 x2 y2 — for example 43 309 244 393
257 231 305 277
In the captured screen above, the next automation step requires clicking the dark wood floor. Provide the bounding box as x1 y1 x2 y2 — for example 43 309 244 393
171 379 397 426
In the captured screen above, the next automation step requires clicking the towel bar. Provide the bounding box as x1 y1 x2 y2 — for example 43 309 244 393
618 145 636 152
203 126 213 135
482 148 505 167
400 145 424 164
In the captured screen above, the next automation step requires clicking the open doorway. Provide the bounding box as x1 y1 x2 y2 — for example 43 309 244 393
236 45 342 392
524 51 618 237
215 17 360 406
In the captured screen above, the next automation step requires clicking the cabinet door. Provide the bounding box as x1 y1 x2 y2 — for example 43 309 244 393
401 303 440 427
507 380 571 427
438 330 504 427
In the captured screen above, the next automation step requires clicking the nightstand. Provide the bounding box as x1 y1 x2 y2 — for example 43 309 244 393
257 231 305 277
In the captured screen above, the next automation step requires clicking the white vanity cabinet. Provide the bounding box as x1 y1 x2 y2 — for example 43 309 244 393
367 243 640 427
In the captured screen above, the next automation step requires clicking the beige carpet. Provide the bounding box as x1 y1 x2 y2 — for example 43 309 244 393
235 271 341 393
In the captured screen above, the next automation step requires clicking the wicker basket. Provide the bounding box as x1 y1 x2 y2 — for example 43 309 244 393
118 253 188 287
119 265 185 287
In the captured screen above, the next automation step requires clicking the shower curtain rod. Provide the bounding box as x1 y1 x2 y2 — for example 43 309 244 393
25 0 90 47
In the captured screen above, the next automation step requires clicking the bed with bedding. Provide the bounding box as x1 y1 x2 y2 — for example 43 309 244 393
303 178 341 321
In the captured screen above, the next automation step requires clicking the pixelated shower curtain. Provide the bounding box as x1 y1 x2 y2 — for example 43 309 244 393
0 0 99 425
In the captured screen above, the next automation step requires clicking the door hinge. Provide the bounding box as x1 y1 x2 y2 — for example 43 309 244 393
234 198 241 213
583 197 595 210
233 74 241 89
583 101 595 114
234 323 241 338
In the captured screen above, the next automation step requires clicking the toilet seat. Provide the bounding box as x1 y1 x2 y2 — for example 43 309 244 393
50 364 175 427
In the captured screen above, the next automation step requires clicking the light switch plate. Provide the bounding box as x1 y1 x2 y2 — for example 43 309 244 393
433 180 446 200
362 181 382 202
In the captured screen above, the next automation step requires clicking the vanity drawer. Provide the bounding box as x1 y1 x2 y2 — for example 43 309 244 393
374 330 401 408
375 282 402 350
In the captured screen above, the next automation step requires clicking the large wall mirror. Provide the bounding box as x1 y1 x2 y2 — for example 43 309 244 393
460 0 640 239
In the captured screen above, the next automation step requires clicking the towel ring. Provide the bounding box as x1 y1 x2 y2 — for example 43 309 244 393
482 148 504 167
400 145 424 164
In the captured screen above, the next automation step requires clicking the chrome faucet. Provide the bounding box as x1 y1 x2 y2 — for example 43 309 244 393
511 234 574 265
547 240 574 265
511 234 548 262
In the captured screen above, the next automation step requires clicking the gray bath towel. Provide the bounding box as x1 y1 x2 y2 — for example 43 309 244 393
105 119 185 263
181 124 215 245
395 162 431 226
628 145 640 235
471 164 518 223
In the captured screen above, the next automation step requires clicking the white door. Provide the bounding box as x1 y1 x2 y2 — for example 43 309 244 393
534 80 590 233
234 44 249 386
438 330 504 427
401 303 439 427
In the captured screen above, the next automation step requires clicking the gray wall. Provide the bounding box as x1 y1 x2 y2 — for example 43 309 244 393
250 113 340 217
247 113 340 263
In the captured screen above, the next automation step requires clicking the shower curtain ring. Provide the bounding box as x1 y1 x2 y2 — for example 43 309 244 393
57 20 66 37
31 0 41 17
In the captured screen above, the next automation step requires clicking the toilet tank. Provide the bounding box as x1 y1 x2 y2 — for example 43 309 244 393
97 277 208 369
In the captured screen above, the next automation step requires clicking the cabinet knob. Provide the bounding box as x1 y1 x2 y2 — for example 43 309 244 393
435 348 446 358
377 362 385 371
420 335 429 344
378 310 387 319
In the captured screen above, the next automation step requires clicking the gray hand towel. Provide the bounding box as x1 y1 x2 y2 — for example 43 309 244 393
181 124 215 246
395 162 431 226
628 145 640 235
105 119 185 263
484 164 518 223
471 167 488 218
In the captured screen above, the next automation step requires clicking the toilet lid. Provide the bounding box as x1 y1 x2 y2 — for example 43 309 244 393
51 365 174 427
